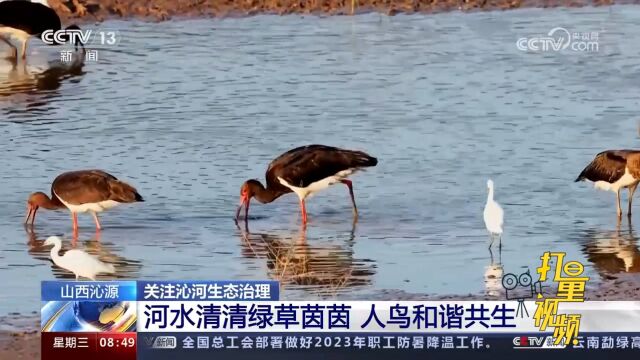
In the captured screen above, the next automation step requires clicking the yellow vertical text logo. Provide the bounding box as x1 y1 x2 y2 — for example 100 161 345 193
533 252 589 346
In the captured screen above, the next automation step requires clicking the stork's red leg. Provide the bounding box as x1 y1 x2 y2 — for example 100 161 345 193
71 213 79 235
300 199 308 225
340 179 358 217
92 212 102 231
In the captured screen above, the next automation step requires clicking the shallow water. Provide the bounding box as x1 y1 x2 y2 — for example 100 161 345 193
1 6 640 316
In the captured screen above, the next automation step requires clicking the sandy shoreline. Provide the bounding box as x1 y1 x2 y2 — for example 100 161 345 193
0 333 39 360
0 313 39 360
46 0 638 23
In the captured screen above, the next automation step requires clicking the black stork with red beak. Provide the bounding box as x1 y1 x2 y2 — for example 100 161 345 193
236 145 378 225
25 170 144 235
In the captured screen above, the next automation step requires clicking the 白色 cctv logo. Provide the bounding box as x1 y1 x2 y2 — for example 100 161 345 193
40 29 120 46
41 29 92 45
516 27 599 52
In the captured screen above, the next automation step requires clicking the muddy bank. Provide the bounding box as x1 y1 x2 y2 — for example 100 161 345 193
586 273 640 300
0 314 39 360
374 276 640 301
0 332 39 360
49 0 637 22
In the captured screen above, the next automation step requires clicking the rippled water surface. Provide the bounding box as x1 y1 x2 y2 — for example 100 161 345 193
1 6 640 316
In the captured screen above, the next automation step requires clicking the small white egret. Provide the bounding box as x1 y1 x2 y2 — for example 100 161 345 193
483 179 504 249
43 236 115 280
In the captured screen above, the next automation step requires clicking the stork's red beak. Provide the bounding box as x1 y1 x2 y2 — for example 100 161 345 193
235 194 249 221
24 204 37 225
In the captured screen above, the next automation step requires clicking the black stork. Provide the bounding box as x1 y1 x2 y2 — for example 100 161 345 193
236 145 378 225
0 0 84 61
576 150 640 219
25 170 144 235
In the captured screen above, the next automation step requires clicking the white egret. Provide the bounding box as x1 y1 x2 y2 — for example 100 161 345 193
483 179 504 249
43 236 116 280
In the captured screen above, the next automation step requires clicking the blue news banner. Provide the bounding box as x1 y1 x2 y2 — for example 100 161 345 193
42 281 640 360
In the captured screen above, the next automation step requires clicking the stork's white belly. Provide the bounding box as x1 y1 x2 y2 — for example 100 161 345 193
54 192 121 213
594 168 638 192
0 26 31 42
278 169 355 200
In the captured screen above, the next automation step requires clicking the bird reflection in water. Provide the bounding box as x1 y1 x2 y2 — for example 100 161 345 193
580 221 640 276
237 223 376 297
484 246 504 298
25 225 143 280
0 51 84 97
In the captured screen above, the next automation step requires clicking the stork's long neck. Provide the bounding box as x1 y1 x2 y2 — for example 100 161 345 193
49 241 62 265
42 194 64 210
252 182 282 204
487 186 494 202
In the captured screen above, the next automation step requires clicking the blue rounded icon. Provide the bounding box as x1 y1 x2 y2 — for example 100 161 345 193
73 301 123 329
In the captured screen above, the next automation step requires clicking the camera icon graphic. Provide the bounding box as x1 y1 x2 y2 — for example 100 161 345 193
501 269 544 318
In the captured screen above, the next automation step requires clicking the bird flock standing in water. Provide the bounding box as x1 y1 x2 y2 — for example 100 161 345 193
25 145 378 280
24 143 635 279
26 145 377 235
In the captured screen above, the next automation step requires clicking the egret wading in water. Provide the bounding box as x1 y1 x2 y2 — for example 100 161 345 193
483 179 504 249
575 150 640 219
43 236 115 280
0 0 84 61
25 170 144 235
236 145 378 226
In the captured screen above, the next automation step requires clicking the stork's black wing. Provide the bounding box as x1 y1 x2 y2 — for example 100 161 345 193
266 145 377 188
575 150 640 183
0 0 61 35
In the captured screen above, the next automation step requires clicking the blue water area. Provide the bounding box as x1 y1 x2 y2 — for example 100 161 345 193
1 6 640 318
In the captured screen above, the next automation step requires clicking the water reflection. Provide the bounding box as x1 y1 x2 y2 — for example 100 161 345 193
0 53 85 99
25 226 143 280
579 223 640 276
2 8 640 314
484 247 503 298
238 224 376 297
